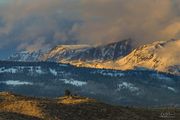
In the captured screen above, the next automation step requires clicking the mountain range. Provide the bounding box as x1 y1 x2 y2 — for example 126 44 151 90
7 39 180 75
8 39 133 62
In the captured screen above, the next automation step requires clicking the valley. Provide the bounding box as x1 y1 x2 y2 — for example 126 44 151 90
0 61 179 107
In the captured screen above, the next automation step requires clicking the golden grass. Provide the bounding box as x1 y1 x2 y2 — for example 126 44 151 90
1 92 179 120
0 92 44 119
0 92 17 101
58 96 95 105
0 100 44 118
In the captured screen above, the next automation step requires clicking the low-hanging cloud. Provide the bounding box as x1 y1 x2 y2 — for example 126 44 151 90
0 0 180 54
78 0 180 45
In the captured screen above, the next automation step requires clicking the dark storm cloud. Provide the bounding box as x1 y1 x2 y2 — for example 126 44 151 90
0 0 180 54
0 0 81 52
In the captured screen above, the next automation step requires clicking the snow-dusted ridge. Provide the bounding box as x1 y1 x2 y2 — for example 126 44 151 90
40 44 91 62
8 39 133 63
7 50 44 62
87 39 180 75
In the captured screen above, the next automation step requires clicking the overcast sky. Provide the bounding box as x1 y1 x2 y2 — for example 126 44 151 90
0 0 180 59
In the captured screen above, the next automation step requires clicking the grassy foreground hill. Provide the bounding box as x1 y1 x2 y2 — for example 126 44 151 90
0 92 180 120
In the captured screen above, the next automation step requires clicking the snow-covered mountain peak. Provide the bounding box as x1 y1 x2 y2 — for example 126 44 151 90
99 39 180 75
40 39 134 63
40 45 91 62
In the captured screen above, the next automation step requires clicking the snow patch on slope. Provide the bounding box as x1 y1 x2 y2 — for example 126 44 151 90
0 80 33 86
167 87 176 92
151 73 172 81
91 70 124 77
60 79 87 87
117 82 139 92
0 67 17 73
49 69 58 76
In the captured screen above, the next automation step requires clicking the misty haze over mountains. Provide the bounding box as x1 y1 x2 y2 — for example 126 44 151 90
0 0 180 58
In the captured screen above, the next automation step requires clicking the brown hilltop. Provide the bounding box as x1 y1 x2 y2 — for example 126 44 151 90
0 92 180 120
